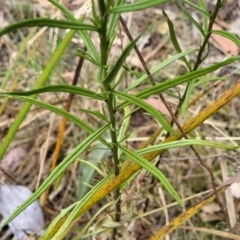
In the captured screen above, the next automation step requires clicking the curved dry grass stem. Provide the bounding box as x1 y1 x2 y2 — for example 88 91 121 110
150 171 240 239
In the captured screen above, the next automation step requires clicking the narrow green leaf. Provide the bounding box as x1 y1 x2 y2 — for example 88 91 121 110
125 49 198 92
192 76 226 87
79 30 101 64
114 91 175 134
183 0 211 16
1 124 109 229
117 56 240 108
49 172 113 240
135 139 240 156
221 0 227 6
175 0 204 36
0 18 98 37
117 106 131 158
77 139 111 199
0 93 108 146
78 108 108 122
41 202 78 240
1 0 100 65
199 0 208 33
118 144 182 206
109 0 169 13
163 10 191 71
107 0 125 39
212 30 240 46
7 0 101 64
91 0 101 29
74 51 100 66
49 0 100 63
112 68 127 89
48 0 78 20
5 85 105 100
181 80 194 118
73 201 112 239
103 36 139 85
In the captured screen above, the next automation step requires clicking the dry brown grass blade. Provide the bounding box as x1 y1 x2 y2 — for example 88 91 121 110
44 79 240 239
179 226 240 239
150 171 240 239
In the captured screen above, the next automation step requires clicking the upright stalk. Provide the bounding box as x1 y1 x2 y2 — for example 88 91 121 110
98 0 121 238
175 0 223 114
172 0 229 227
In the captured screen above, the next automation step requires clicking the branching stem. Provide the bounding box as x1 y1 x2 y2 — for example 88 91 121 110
173 0 229 227
119 0 229 228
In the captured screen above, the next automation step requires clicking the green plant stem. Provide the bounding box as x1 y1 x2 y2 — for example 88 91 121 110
193 0 222 70
176 0 223 115
106 89 121 229
98 1 121 237
99 6 108 79
174 0 223 116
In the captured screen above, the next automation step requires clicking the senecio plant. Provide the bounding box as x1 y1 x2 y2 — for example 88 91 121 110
1 0 240 239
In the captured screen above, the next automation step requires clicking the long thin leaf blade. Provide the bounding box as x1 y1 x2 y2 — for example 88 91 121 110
136 56 240 98
78 108 108 122
0 19 98 37
114 91 175 134
117 106 131 158
109 0 169 13
5 85 105 100
183 0 211 16
117 56 240 108
48 0 100 64
163 10 191 70
103 36 139 85
0 93 108 146
107 0 125 39
118 144 182 205
181 80 194 117
199 0 208 33
192 76 226 87
136 140 239 156
125 49 198 92
51 173 113 239
120 139 239 162
0 124 109 229
212 30 240 46
175 0 204 36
